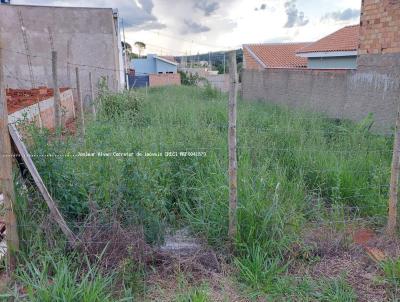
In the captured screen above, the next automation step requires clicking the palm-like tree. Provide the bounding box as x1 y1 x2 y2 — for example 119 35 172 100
134 41 146 58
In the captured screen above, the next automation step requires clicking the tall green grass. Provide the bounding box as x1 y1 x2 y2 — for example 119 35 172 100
19 85 392 298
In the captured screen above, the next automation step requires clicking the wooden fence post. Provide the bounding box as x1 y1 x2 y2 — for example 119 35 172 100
9 125 79 248
228 50 238 241
0 44 19 274
52 51 62 130
89 72 96 117
75 67 85 136
387 101 400 236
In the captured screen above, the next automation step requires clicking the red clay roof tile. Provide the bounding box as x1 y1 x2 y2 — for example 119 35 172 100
297 25 360 54
244 43 310 69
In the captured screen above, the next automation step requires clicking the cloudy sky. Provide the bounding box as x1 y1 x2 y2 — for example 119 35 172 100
12 0 362 56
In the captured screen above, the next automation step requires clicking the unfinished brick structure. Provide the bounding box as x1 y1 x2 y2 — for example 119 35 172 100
358 0 400 74
359 0 400 55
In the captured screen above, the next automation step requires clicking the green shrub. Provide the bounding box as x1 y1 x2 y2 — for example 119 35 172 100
179 71 205 86
202 82 219 99
99 90 143 120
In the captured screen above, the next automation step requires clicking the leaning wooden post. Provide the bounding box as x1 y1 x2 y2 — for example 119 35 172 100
228 50 238 242
75 67 85 136
387 101 400 236
8 124 79 248
89 72 96 117
0 45 19 273
52 51 62 130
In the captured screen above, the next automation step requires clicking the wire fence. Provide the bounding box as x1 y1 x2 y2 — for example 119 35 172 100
0 28 398 287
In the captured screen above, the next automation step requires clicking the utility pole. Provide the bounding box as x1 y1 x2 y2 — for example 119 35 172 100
227 50 238 242
0 42 19 274
121 18 129 90
52 51 62 130
208 52 211 71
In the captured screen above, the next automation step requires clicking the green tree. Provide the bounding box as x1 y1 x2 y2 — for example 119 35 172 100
134 41 146 58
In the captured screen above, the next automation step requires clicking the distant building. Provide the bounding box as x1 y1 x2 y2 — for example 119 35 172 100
131 54 178 76
243 43 310 70
296 25 359 70
129 54 180 88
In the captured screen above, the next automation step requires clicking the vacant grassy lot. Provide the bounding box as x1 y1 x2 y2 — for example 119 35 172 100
7 85 397 301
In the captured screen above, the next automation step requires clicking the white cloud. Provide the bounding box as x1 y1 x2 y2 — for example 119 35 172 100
11 0 362 55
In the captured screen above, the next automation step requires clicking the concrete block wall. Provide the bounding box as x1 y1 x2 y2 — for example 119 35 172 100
149 74 181 87
205 74 230 92
241 0 400 133
241 69 399 132
0 5 121 107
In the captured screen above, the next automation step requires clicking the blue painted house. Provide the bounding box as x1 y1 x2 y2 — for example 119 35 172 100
129 54 178 88
296 25 359 70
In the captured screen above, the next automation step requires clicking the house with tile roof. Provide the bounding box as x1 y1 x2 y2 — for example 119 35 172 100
296 25 360 70
243 43 310 70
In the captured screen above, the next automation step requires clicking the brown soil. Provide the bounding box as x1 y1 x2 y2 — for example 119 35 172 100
6 87 70 114
290 225 398 302
140 228 246 301
353 228 376 246
144 261 248 302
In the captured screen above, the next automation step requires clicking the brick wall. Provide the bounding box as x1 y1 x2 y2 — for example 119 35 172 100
149 73 181 87
8 89 75 130
357 0 400 77
242 69 399 132
359 0 400 55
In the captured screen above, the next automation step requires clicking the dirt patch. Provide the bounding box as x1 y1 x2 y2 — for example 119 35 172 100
353 228 376 246
363 235 400 259
149 228 222 279
290 225 395 302
77 206 152 270
142 228 247 301
310 253 387 302
144 261 248 302
301 225 353 257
